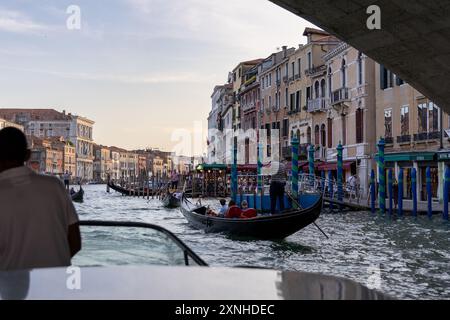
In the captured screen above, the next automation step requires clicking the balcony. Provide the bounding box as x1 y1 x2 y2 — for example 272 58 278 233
314 146 327 161
283 76 288 83
331 87 350 105
414 131 441 142
305 65 327 77
276 80 281 87
307 97 329 113
295 74 300 80
289 76 294 82
385 137 394 145
397 135 411 144
282 146 292 159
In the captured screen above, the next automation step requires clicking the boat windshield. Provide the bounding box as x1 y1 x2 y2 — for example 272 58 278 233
73 221 207 267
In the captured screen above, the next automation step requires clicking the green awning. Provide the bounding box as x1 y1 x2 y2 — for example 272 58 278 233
438 151 450 161
377 152 436 162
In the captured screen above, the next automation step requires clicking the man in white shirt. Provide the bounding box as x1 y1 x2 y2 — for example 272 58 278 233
0 127 81 271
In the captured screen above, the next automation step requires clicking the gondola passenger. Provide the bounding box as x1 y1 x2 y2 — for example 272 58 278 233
225 200 242 219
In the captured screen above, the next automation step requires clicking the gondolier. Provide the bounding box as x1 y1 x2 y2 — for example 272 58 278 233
270 160 287 215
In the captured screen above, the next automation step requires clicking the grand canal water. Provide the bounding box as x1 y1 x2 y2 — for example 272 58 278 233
73 185 450 300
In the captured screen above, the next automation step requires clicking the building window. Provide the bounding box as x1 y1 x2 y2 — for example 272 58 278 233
400 105 409 136
321 124 326 147
282 119 289 137
285 63 288 78
307 127 312 145
298 58 301 76
296 91 301 111
384 109 393 138
328 67 332 98
356 108 364 143
269 74 272 87
396 75 405 86
307 52 312 69
341 59 347 88
327 118 333 148
357 52 363 85
314 81 320 99
380 65 394 89
285 88 289 107
418 102 440 133
314 125 320 145
291 62 295 78
342 114 347 145
320 79 326 98
290 93 295 112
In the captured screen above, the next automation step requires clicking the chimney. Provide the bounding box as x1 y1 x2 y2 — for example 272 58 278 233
62 110 66 115
282 46 288 58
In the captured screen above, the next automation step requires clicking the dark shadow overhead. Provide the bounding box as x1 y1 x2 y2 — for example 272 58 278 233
270 0 450 112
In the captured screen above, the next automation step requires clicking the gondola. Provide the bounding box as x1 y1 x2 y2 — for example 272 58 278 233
161 192 181 209
180 193 323 240
71 187 84 203
107 181 135 196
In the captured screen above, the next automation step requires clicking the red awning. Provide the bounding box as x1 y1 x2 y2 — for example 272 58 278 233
318 161 355 171
286 161 308 170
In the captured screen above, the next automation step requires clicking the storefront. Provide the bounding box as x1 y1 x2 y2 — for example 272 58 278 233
437 151 450 202
382 152 437 202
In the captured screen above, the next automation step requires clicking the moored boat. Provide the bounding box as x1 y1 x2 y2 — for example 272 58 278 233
161 192 181 208
71 187 84 203
180 193 323 240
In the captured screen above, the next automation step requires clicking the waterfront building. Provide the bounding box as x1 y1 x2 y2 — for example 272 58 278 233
321 42 378 196
259 46 296 162
287 28 340 162
110 149 121 181
0 109 95 182
27 136 64 176
94 145 113 183
49 137 76 179
0 118 24 131
239 65 260 164
231 60 263 132
375 65 450 202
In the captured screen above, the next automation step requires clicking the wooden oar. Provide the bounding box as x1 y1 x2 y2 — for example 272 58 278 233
286 191 329 239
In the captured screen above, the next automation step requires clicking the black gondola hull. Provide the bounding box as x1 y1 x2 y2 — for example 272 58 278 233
71 188 84 203
161 193 181 208
180 194 322 239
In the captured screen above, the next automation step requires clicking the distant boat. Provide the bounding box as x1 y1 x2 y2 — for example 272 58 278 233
160 192 181 209
71 187 84 203
180 193 322 240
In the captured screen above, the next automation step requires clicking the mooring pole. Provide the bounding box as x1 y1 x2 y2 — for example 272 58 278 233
337 142 344 205
308 144 315 188
328 170 334 211
412 168 418 218
377 138 386 215
427 167 433 219
231 138 238 203
370 169 376 214
388 169 393 217
292 137 299 208
398 168 404 217
444 166 449 221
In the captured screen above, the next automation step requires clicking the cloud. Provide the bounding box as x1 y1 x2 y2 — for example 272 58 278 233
0 64 216 84
0 8 48 34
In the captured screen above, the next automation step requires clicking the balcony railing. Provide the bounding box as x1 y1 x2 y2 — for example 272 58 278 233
331 87 350 105
314 146 327 160
385 137 394 145
414 131 441 142
295 74 300 80
397 135 411 144
283 76 288 83
307 97 329 113
276 80 281 87
282 146 292 159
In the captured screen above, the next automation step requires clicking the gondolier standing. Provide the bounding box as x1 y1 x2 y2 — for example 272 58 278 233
63 171 71 190
270 160 287 215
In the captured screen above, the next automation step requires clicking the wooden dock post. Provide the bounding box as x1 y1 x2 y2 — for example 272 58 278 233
377 138 386 215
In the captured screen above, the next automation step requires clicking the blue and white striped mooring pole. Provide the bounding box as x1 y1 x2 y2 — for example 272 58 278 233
337 143 344 204
377 138 386 214
370 169 376 214
398 168 404 217
388 169 393 216
426 167 433 219
308 144 315 187
412 168 418 218
444 165 449 221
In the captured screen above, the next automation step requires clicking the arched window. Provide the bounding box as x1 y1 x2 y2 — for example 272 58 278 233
328 67 332 98
307 127 312 145
357 52 363 85
321 124 326 147
320 79 326 98
327 118 333 148
341 59 346 88
356 108 364 143
314 125 320 145
314 81 320 98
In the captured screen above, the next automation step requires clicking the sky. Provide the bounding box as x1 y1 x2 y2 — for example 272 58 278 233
0 0 317 156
